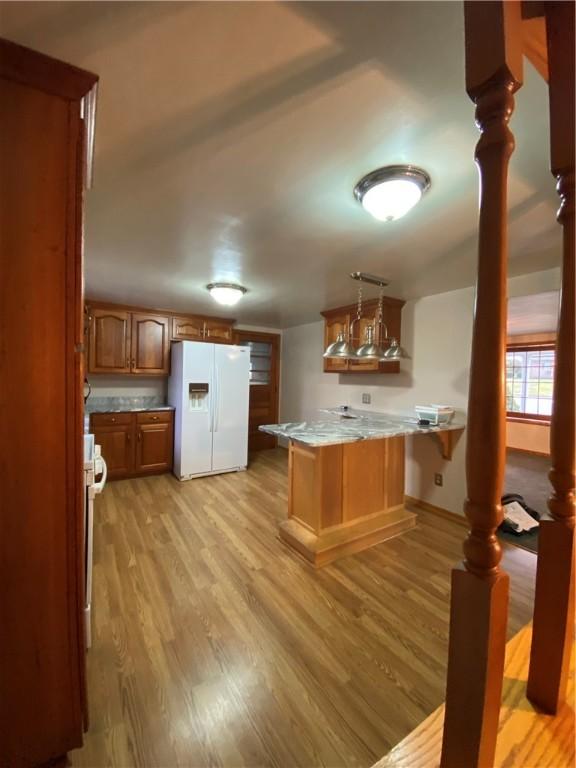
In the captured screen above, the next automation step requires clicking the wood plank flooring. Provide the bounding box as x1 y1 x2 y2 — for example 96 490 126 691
375 624 575 768
71 448 537 768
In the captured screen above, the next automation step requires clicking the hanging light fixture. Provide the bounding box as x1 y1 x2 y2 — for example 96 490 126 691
206 282 247 306
380 337 411 361
356 282 386 359
323 330 355 359
322 272 410 362
354 165 431 222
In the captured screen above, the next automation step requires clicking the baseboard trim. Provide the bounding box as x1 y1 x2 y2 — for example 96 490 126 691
405 495 468 528
506 446 549 458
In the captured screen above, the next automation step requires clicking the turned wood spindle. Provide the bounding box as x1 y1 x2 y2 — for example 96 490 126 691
440 3 523 767
527 0 575 715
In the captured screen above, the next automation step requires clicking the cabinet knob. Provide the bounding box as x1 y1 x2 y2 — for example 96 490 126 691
111 417 116 422
152 415 159 420
127 432 130 441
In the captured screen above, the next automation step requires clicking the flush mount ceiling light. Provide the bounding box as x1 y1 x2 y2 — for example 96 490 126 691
207 283 247 306
354 165 431 222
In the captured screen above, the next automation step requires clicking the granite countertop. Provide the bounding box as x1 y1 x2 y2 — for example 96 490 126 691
84 396 174 414
259 407 465 448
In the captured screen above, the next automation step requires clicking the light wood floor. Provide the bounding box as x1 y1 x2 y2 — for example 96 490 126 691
71 448 537 768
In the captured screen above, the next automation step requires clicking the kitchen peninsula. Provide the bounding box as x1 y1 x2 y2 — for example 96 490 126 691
261 410 465 567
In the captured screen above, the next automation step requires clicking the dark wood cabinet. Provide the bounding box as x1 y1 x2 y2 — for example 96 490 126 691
204 318 234 343
1 39 98 766
90 413 134 478
88 308 131 373
131 313 170 374
90 410 173 479
136 412 174 473
171 315 205 342
321 297 405 374
87 302 236 374
87 306 169 375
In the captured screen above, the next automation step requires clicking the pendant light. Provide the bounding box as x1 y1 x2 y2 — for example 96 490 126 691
380 337 411 361
356 284 386 359
323 330 355 359
322 272 410 362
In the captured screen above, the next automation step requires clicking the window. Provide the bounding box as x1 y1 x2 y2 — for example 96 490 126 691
506 344 555 420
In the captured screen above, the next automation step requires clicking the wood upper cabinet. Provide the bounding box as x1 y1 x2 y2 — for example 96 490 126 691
131 313 170 374
321 297 405 374
204 318 234 343
88 308 131 373
87 302 236 374
171 315 205 342
87 305 169 375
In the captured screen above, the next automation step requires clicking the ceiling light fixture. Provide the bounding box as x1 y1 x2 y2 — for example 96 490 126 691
354 165 431 222
207 282 247 306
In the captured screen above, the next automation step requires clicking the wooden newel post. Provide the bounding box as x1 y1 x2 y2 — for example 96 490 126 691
527 0 575 715
440 3 523 767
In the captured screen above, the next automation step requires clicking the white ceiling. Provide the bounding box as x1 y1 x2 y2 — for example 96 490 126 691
508 291 559 335
0 1 561 327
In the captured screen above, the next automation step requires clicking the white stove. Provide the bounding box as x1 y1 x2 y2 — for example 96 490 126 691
83 434 107 648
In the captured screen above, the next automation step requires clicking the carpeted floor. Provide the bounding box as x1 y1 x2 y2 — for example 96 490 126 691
501 450 551 553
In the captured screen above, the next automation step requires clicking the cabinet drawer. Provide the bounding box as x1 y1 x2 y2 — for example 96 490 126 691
136 410 173 424
90 412 133 426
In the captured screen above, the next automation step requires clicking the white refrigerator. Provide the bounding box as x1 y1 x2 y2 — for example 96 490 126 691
168 341 250 480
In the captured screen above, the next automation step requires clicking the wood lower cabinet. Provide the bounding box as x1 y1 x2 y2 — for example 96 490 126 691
321 297 405 374
90 410 173 479
90 413 134 478
136 412 174 473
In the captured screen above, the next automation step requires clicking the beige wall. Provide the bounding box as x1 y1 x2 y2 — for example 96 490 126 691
507 420 550 455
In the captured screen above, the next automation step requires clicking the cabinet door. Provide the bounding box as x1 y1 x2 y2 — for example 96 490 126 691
88 308 131 373
349 312 381 372
171 315 205 342
323 313 350 372
131 313 170 374
135 420 173 473
91 422 134 479
204 319 234 343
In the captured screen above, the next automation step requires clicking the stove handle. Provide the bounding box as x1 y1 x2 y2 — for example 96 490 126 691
93 455 108 493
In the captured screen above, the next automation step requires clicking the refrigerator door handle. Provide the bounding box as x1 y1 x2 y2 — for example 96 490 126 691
214 364 219 432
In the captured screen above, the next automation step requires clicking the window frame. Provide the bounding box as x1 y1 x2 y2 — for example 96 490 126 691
505 341 555 424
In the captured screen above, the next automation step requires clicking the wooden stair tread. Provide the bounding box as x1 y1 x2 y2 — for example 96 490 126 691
373 623 575 768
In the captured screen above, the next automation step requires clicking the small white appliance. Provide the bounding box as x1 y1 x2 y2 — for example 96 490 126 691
168 341 250 480
415 404 455 425
83 433 107 649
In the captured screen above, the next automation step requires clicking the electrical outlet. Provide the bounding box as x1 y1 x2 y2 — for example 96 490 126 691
434 473 443 487
362 393 371 405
